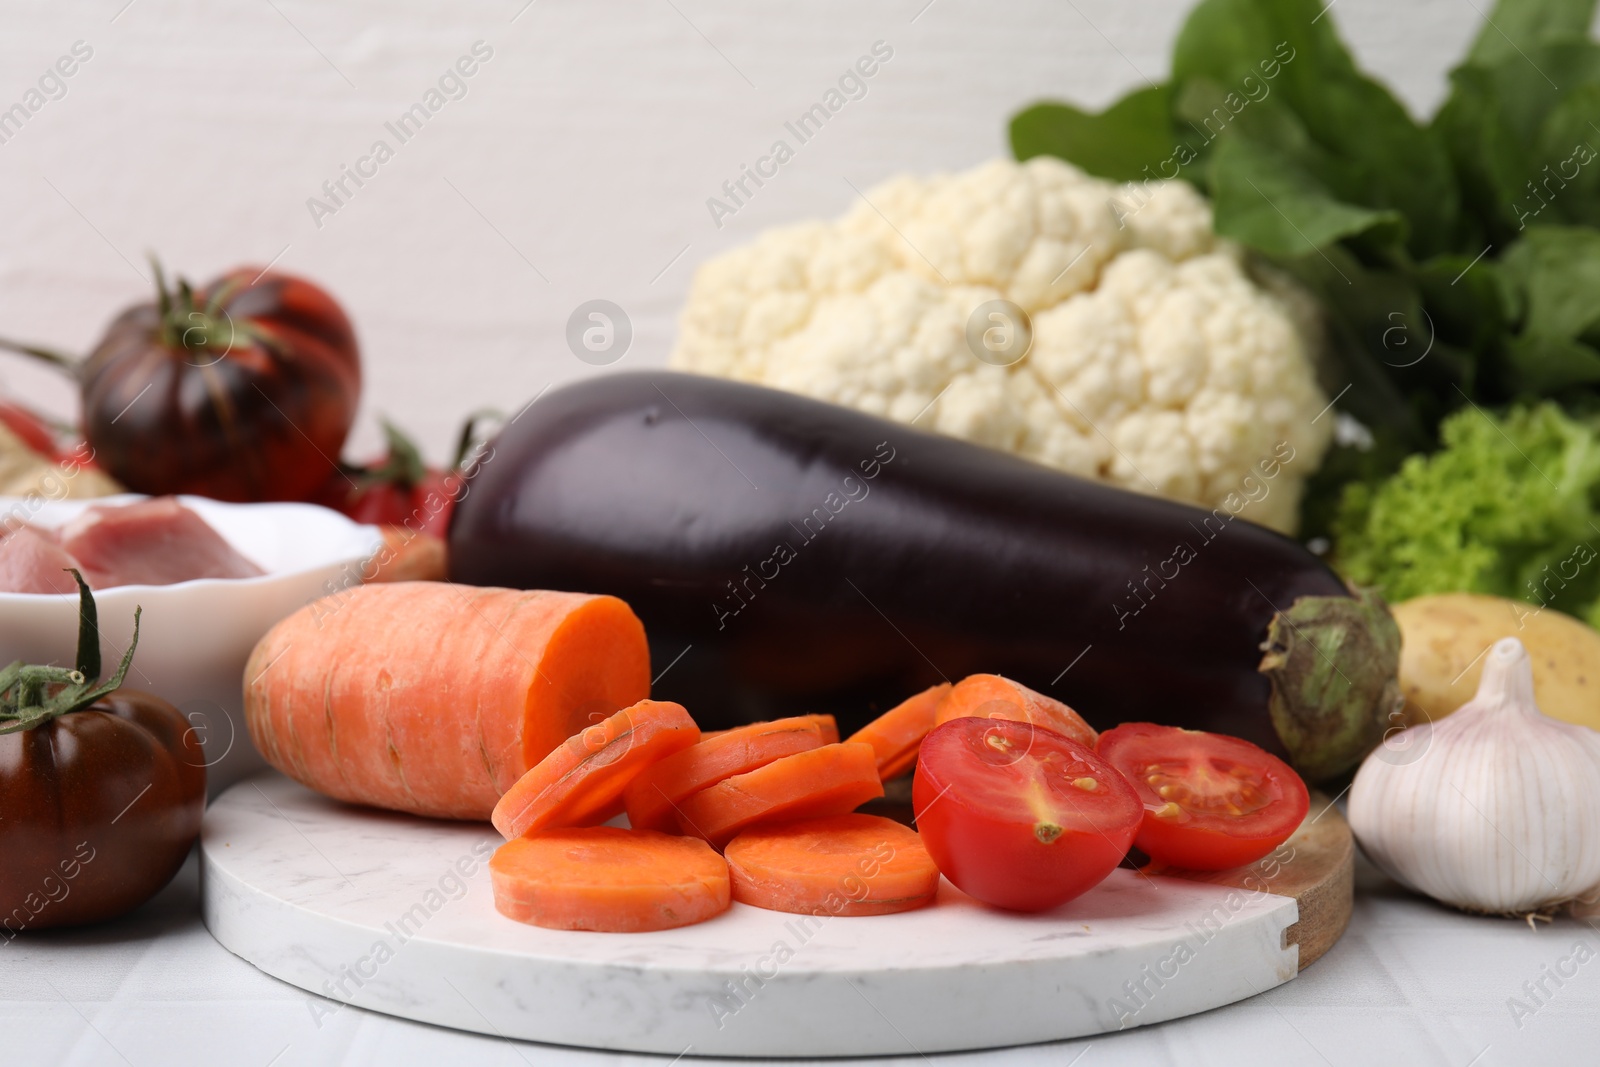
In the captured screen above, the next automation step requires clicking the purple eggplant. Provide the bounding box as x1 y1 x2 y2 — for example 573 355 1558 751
448 371 1398 781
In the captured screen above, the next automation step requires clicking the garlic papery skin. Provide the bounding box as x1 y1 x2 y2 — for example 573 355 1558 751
1348 636 1600 917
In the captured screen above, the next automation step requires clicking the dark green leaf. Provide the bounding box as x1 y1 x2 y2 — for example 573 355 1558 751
1432 65 1529 246
1210 137 1405 256
1415 252 1509 368
1527 83 1600 228
1504 333 1600 391
1467 0 1598 66
1499 224 1600 337
1009 86 1180 183
1480 41 1600 139
1173 0 1359 88
1266 246 1437 447
1298 429 1418 542
1172 0 1459 257
1173 79 1318 159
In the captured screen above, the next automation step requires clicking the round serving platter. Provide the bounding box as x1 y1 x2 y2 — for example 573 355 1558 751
200 772 1351 1057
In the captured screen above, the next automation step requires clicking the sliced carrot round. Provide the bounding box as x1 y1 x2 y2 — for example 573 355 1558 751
490 827 730 932
847 683 951 781
491 699 700 840
933 673 1097 748
623 716 826 831
725 813 940 916
676 742 884 847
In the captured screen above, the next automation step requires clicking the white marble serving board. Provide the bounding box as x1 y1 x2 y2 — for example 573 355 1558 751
200 773 1301 1057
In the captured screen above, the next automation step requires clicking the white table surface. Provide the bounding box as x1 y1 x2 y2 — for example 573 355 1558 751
5 831 1596 1067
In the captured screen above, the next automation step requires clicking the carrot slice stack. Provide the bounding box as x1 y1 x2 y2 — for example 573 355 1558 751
491 699 700 840
847 683 951 780
704 714 836 745
675 742 884 847
623 716 827 831
724 814 940 916
490 827 730 932
933 673 1097 748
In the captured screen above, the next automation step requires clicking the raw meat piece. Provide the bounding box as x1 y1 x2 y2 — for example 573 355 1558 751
0 524 81 594
58 497 265 588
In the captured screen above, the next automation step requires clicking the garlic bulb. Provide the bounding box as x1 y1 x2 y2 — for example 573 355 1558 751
1348 636 1600 916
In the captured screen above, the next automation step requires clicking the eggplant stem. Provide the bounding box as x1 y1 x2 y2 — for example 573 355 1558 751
1258 586 1401 781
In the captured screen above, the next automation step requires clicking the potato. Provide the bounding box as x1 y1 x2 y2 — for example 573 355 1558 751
1393 593 1600 730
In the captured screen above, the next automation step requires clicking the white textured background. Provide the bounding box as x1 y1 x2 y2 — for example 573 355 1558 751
0 0 1479 461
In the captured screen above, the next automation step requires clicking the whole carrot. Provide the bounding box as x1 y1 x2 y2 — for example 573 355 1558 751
244 581 650 819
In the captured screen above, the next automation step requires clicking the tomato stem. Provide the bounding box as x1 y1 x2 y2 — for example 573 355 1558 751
373 417 430 489
149 257 245 358
0 571 142 736
151 254 174 321
451 408 502 470
0 335 81 374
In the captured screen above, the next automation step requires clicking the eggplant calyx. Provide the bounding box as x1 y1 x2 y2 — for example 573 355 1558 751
0 569 142 735
1257 586 1401 783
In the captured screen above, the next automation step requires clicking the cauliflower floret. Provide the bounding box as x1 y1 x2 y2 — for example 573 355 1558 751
672 157 1332 533
1117 178 1217 262
837 158 1132 311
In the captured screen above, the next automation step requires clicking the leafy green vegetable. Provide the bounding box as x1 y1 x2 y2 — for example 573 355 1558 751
1008 0 1600 536
1333 403 1600 624
1175 0 1458 255
1011 87 1174 183
1500 225 1600 339
1209 136 1405 255
1465 0 1596 66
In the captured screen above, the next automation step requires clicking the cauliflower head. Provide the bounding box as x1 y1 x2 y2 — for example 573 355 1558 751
671 157 1332 533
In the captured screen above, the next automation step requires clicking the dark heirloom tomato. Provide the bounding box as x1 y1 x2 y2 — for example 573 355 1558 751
913 717 1142 912
0 572 205 931
0 690 205 930
1096 723 1309 871
80 264 360 502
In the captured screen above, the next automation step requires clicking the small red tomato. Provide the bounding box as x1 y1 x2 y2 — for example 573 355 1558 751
314 414 493 537
319 467 457 536
912 716 1142 912
1096 723 1309 871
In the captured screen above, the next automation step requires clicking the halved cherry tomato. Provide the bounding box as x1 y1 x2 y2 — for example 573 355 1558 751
912 716 1141 912
1096 723 1309 871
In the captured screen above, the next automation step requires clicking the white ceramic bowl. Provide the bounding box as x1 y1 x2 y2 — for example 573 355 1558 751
0 494 381 796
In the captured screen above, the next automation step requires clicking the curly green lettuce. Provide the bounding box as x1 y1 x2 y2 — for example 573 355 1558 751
1334 403 1600 624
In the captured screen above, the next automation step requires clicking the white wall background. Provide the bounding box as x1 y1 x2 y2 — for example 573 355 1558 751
0 0 1481 461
